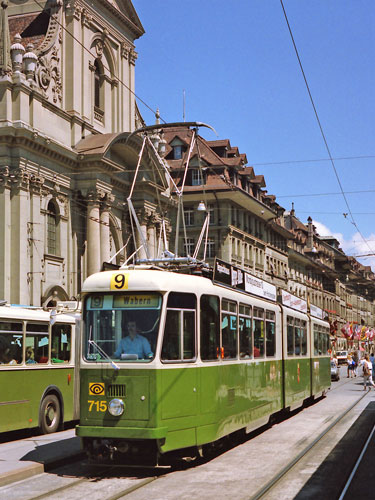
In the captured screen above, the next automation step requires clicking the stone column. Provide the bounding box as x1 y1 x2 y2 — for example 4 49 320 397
87 192 101 276
0 168 11 301
148 218 157 259
28 174 44 305
100 199 110 265
10 168 30 304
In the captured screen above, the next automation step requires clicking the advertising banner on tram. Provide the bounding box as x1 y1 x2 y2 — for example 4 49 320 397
213 258 277 301
281 289 307 313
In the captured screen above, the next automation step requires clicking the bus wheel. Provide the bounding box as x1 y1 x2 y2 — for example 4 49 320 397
40 395 60 434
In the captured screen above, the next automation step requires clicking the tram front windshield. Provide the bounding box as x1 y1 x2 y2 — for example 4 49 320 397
84 293 162 363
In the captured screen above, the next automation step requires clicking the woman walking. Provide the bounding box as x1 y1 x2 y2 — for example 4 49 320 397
362 354 375 390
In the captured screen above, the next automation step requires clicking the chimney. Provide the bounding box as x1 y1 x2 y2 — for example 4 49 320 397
307 216 314 249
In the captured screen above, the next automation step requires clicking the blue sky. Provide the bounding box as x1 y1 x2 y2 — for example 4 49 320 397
132 0 375 269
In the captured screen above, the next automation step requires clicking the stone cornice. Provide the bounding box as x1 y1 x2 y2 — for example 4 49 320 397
96 0 145 40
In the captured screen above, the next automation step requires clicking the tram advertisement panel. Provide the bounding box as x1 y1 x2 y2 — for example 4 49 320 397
213 258 276 301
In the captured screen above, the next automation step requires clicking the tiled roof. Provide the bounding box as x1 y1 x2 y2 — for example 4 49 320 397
206 139 231 148
9 14 46 50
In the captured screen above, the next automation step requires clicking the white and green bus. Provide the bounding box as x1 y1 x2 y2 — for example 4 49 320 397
0 303 80 434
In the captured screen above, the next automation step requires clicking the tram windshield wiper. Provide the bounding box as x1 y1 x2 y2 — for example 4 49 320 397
88 339 120 370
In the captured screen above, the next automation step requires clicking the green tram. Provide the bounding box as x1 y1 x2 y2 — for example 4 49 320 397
0 304 80 434
76 268 330 463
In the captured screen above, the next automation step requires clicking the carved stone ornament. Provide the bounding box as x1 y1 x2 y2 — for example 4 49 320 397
95 39 103 59
36 46 62 103
65 0 82 21
121 42 130 60
81 8 93 28
129 48 138 66
0 166 9 184
33 0 63 105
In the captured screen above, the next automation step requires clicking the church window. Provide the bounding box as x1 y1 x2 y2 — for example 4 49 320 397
47 201 59 255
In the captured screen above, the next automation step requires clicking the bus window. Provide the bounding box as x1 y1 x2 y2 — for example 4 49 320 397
221 300 237 359
266 310 275 357
52 324 71 363
301 320 307 355
26 323 49 363
200 295 220 360
294 319 301 355
287 316 294 355
161 292 196 362
239 304 252 359
253 307 264 358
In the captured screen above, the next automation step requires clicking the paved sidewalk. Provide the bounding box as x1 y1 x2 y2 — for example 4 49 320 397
0 428 83 487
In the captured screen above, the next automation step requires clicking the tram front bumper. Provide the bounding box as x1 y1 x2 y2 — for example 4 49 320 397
76 425 168 440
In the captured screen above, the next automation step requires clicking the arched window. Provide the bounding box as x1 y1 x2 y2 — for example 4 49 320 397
47 200 58 255
94 59 103 110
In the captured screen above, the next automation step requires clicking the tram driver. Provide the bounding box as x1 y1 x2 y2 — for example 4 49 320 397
114 319 153 360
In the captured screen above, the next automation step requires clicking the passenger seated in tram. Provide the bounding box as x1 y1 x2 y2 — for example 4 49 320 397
2 342 19 365
114 319 153 360
26 347 37 364
0 336 9 364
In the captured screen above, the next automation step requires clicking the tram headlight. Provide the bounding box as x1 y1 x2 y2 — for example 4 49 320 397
108 398 125 416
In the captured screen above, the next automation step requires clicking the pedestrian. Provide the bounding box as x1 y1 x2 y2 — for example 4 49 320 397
347 352 354 378
352 350 359 377
362 354 375 390
370 352 375 379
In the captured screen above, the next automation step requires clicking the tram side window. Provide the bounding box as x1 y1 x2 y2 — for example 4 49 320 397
294 319 301 355
313 325 319 356
319 330 329 356
287 316 294 355
301 321 307 355
253 307 264 358
0 322 23 365
26 323 49 363
266 310 275 357
52 324 71 363
239 304 252 359
200 295 220 360
221 300 237 359
161 309 196 362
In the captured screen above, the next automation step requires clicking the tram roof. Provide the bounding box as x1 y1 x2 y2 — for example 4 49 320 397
0 305 77 323
82 269 214 294
81 269 281 309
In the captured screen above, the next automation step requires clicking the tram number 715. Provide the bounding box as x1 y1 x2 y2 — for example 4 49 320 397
88 400 108 412
110 273 129 290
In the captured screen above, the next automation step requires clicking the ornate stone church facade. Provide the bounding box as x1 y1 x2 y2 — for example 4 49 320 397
0 0 170 306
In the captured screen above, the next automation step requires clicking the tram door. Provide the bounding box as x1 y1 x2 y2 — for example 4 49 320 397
160 293 198 422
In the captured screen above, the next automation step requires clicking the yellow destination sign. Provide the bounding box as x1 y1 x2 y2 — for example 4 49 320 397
110 273 129 290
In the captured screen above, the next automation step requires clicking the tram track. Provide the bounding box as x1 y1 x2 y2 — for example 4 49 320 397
2 459 164 500
1 382 371 500
250 389 371 500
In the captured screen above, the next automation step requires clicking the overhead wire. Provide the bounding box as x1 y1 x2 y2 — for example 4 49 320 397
280 0 375 257
277 189 375 198
251 154 375 167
